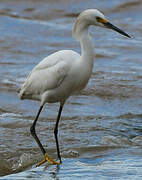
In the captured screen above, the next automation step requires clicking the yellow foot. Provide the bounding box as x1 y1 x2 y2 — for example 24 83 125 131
36 153 62 167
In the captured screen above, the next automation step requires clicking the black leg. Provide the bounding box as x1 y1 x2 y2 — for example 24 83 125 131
54 104 63 163
30 105 46 155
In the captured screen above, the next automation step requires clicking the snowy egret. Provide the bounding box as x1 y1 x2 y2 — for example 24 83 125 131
19 9 130 166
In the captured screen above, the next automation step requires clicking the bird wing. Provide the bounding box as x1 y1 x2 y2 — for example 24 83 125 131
20 51 74 97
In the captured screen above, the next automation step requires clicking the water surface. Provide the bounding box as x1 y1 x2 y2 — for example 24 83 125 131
0 0 142 179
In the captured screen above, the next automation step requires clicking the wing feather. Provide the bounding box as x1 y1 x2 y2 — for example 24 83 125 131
19 51 73 99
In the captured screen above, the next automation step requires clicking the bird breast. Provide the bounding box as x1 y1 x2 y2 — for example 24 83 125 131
68 58 93 94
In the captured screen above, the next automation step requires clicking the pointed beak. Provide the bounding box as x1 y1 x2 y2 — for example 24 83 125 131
103 21 131 38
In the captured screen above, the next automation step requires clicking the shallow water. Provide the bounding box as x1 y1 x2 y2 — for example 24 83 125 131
0 0 142 179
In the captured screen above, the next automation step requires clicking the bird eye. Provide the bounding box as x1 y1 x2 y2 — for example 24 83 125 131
96 17 108 24
96 17 102 22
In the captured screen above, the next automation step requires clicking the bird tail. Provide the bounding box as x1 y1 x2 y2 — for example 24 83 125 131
19 88 25 100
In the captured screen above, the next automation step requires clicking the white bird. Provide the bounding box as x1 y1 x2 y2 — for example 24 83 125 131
19 9 130 166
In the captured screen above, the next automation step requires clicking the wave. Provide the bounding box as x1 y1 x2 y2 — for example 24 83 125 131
109 0 142 13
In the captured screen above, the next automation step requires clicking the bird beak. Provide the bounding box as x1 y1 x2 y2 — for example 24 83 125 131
103 20 131 38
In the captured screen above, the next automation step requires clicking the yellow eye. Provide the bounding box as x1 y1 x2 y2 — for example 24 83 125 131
96 17 108 24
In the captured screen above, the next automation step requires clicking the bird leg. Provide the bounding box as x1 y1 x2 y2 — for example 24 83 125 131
36 105 63 167
54 104 63 163
30 106 46 155
30 105 63 167
36 153 61 167
37 104 63 166
30 106 59 166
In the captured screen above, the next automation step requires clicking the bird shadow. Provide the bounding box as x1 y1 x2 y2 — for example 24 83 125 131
43 164 60 180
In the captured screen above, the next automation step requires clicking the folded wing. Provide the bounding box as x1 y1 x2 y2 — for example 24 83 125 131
19 50 74 99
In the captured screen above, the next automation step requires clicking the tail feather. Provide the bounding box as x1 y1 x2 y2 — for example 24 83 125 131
19 88 25 100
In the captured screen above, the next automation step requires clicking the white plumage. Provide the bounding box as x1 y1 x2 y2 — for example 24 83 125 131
19 49 92 105
19 9 130 166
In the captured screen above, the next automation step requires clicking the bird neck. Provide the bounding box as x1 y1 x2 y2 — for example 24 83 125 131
80 29 94 63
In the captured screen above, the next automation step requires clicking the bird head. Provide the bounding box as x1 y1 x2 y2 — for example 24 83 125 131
73 9 131 39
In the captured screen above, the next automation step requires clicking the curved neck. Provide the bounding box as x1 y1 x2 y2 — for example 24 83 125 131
80 29 94 62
